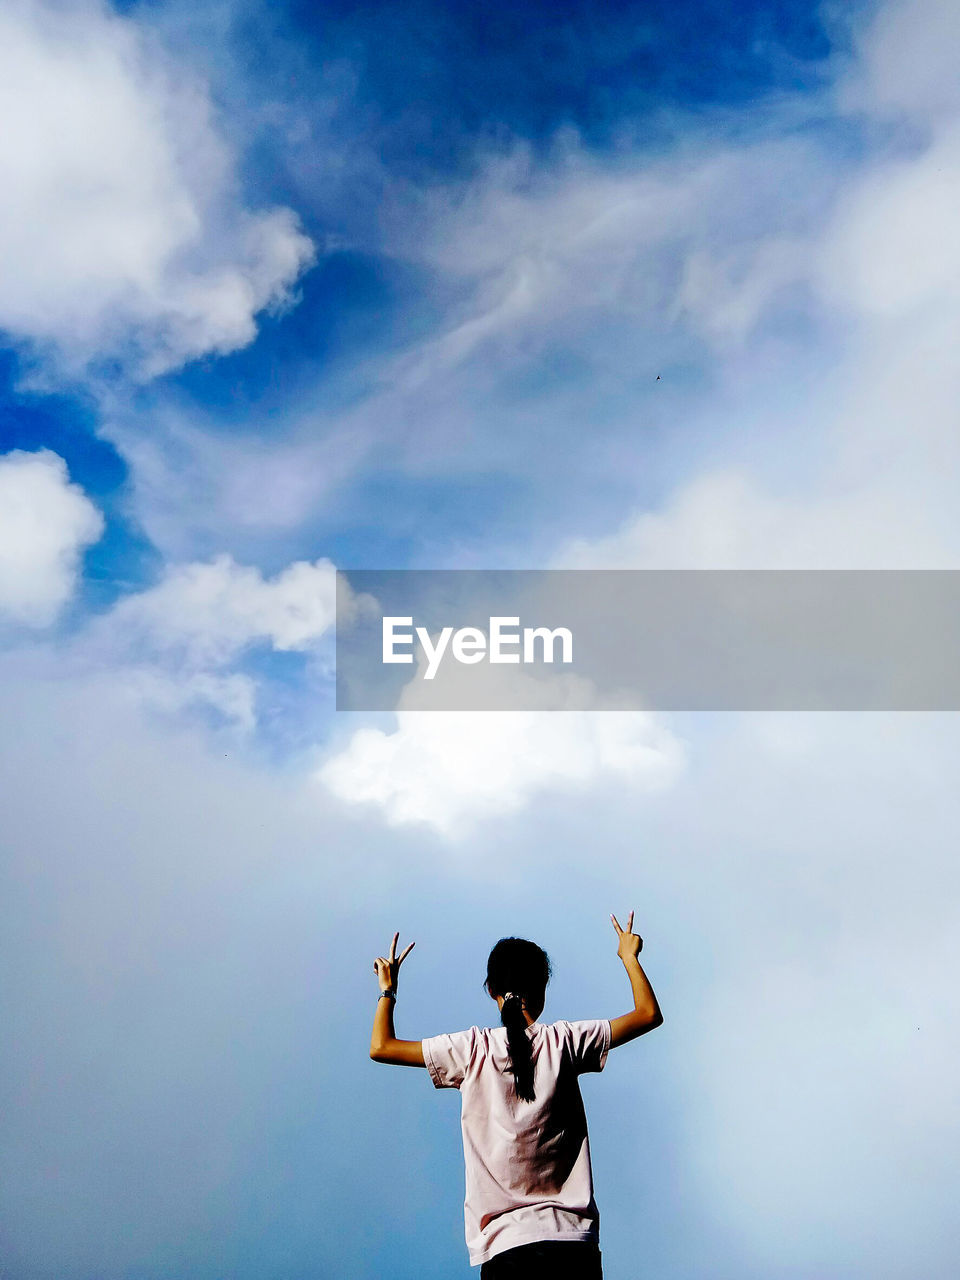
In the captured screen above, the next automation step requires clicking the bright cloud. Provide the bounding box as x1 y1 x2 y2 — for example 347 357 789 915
0 449 103 626
318 662 685 837
0 0 315 377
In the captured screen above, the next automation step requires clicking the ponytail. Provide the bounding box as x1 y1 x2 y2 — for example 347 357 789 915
485 938 551 1103
500 992 535 1101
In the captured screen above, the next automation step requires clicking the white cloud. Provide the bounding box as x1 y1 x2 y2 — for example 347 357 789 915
102 553 338 667
0 0 315 377
318 660 685 838
63 553 344 732
0 449 103 625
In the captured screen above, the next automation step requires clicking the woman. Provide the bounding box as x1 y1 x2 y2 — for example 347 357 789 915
370 912 663 1277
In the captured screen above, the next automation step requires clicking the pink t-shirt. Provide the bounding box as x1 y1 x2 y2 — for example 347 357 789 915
421 1018 611 1267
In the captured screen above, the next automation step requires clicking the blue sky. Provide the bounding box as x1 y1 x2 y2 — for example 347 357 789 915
3 0 960 1277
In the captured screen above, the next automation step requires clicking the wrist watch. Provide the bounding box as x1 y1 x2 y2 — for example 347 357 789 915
379 987 397 1001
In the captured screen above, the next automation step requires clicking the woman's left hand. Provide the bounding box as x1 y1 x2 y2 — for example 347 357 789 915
611 910 643 962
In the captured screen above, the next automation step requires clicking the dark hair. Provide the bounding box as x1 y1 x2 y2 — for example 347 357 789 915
485 938 551 1102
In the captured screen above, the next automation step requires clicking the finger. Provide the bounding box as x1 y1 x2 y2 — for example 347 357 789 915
389 932 399 962
626 910 634 933
398 941 415 965
611 913 623 935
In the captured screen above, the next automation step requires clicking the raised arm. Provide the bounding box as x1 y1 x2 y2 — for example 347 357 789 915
608 911 663 1048
369 932 425 1067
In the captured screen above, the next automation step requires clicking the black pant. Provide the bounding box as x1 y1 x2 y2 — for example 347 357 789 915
479 1241 603 1279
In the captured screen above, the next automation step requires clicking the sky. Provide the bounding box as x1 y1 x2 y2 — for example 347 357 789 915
2 0 960 1276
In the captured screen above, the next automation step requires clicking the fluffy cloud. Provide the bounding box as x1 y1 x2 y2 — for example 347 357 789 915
0 449 103 625
0 0 314 377
318 662 685 837
81 554 339 730
103 553 338 667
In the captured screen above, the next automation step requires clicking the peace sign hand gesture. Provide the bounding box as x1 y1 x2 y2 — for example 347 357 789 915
373 932 415 993
611 910 642 964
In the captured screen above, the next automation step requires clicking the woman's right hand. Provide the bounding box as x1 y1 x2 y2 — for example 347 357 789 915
611 910 642 963
373 931 415 991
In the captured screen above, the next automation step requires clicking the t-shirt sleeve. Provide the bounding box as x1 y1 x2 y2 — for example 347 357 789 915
563 1019 612 1074
421 1027 478 1089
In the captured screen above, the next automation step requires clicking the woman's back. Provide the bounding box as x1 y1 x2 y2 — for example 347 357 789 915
422 1018 611 1267
370 915 662 1276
